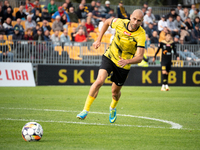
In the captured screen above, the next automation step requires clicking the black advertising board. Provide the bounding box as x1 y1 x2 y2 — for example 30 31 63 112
37 65 200 86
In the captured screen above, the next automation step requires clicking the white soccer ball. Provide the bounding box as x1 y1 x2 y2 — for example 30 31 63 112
22 122 43 142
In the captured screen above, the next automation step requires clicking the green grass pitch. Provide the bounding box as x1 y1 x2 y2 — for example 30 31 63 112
0 86 199 150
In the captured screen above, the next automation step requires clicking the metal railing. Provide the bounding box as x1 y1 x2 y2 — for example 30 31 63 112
1 40 200 67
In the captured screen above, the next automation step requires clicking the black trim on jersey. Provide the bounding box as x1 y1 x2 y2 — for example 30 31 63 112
126 22 140 32
110 18 115 28
137 46 145 48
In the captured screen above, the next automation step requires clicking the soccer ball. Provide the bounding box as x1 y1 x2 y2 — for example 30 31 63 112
22 122 43 142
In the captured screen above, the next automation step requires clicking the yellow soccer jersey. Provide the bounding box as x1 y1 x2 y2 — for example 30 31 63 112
104 18 146 70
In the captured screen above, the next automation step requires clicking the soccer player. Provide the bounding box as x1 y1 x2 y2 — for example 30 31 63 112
76 9 146 123
152 33 179 91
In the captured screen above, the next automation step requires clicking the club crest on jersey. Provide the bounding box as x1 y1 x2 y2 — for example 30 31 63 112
113 18 118 22
123 31 131 36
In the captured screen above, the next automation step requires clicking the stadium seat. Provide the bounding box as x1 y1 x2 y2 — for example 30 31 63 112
3 35 7 40
12 8 19 17
64 46 82 60
54 46 63 55
21 21 26 30
172 60 183 67
89 32 98 41
37 22 43 27
71 23 79 28
12 21 17 27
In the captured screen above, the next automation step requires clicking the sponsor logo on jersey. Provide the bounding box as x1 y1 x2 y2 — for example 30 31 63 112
166 44 171 46
123 31 131 36
113 18 118 22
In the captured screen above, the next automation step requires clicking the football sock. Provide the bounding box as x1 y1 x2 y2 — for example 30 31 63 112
110 98 119 109
162 74 168 84
83 95 95 112
162 84 165 88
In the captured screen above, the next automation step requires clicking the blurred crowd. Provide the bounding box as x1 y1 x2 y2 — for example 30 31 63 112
0 0 199 62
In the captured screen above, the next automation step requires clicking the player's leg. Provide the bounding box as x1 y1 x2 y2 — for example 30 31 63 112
109 82 122 123
77 69 108 119
161 70 169 91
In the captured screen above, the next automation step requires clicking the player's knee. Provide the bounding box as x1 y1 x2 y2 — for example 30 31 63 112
112 89 121 98
94 78 104 87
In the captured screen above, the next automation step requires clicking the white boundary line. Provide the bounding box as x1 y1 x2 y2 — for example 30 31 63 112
0 107 182 129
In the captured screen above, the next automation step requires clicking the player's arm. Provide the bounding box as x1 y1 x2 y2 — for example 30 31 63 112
118 47 144 67
93 18 113 49
152 43 162 62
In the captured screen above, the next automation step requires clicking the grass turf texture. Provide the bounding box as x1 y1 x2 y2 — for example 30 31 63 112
0 86 199 150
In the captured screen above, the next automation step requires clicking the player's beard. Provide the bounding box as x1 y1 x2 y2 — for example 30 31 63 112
130 24 138 30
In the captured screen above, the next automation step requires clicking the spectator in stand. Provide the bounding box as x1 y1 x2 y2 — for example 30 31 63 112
117 1 128 19
2 0 13 14
16 5 27 20
189 9 200 22
0 6 3 23
25 6 34 18
43 30 51 42
62 3 69 13
60 29 71 45
189 4 196 15
193 17 200 28
85 16 94 34
150 31 159 44
106 9 115 19
88 1 96 12
141 7 147 16
178 49 200 62
41 6 51 22
145 23 154 38
65 0 73 10
33 9 42 23
158 15 167 33
3 7 13 22
33 0 41 12
166 8 178 21
175 4 183 15
3 17 13 35
14 18 24 35
174 15 186 31
77 19 88 36
159 26 169 42
68 7 79 23
0 20 5 34
87 12 97 27
143 2 148 10
41 20 51 34
104 1 111 14
25 0 34 11
75 28 87 42
25 15 36 31
0 34 13 62
80 0 89 17
71 27 76 42
191 24 200 43
96 0 106 15
76 4 85 19
166 15 178 36
33 23 40 35
12 25 24 51
61 13 68 25
33 27 44 41
24 28 33 40
180 7 189 22
174 35 180 44
52 6 70 23
185 17 194 31
92 6 101 25
48 0 58 15
51 29 61 47
52 15 63 32
98 14 115 35
143 11 155 29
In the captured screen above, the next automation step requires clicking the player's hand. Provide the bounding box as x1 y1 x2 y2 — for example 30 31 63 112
118 56 129 68
93 40 101 49
152 57 155 62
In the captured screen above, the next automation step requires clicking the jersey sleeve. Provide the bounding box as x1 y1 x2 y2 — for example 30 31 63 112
154 42 162 58
111 18 121 29
137 32 146 48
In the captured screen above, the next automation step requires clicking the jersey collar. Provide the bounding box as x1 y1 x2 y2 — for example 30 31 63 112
127 22 140 32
